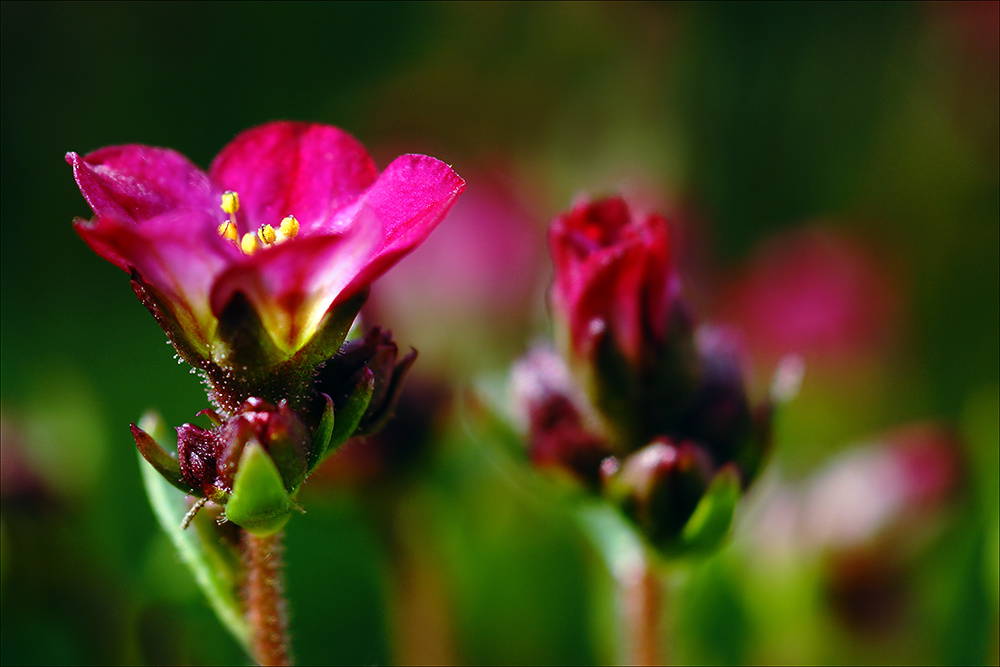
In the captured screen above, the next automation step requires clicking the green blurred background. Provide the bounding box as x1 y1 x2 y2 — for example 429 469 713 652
1 2 997 665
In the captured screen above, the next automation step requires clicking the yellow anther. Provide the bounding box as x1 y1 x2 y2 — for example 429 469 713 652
258 224 278 245
217 221 238 243
240 232 259 255
221 191 240 215
278 215 300 241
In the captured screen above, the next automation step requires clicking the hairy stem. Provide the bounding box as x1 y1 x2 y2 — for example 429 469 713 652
242 530 291 666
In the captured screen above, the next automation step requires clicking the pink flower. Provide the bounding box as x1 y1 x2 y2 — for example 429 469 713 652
69 121 464 411
549 197 682 369
720 227 899 366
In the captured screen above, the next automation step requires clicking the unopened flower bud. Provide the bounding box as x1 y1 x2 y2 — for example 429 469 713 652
548 196 699 448
675 327 771 483
606 439 714 547
315 327 417 440
510 346 611 487
134 397 312 534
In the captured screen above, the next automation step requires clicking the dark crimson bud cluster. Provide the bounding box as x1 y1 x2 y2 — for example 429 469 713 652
515 196 772 553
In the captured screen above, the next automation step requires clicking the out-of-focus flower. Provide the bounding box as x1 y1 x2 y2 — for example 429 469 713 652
720 228 899 367
801 424 962 551
743 424 964 633
510 346 611 488
69 121 464 413
548 196 699 447
549 196 688 370
605 438 714 545
513 195 770 553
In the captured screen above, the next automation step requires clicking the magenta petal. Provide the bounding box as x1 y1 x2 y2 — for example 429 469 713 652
67 147 218 226
75 208 234 351
209 218 381 354
567 244 639 360
208 121 379 232
341 154 465 298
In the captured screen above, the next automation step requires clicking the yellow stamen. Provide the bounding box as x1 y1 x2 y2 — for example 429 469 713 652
277 215 300 242
221 191 240 215
217 221 238 243
258 224 278 245
241 232 259 255
216 190 302 255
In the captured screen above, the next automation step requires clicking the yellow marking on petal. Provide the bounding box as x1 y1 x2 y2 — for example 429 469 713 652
217 221 239 243
258 224 278 245
241 232 260 255
221 191 240 215
277 215 300 242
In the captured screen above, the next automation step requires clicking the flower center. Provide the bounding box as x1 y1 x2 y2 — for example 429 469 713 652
217 190 300 255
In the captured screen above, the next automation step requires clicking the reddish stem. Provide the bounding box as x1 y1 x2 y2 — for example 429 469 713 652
242 530 291 666
623 556 663 666
383 504 456 665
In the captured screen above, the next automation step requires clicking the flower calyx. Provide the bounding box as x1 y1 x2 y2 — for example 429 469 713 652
603 439 742 553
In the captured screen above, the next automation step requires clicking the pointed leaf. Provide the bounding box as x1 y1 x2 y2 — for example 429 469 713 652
307 394 336 473
225 441 293 536
137 413 250 652
677 464 742 554
132 422 195 495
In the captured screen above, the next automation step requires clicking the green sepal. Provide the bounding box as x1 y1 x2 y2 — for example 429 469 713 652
290 289 368 370
676 464 741 554
212 290 285 371
307 394 336 473
328 369 375 453
136 413 250 652
131 418 196 495
354 347 417 437
225 441 294 536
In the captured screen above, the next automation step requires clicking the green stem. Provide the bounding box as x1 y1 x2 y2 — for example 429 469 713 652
242 530 291 666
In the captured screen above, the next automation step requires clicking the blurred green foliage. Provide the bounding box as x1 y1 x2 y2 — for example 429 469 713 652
2 2 997 665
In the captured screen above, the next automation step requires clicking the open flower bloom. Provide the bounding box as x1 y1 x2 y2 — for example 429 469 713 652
69 121 464 411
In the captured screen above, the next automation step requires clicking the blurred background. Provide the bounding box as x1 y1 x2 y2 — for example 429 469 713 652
1 2 997 665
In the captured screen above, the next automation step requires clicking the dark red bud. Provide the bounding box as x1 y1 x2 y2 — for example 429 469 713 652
608 439 714 546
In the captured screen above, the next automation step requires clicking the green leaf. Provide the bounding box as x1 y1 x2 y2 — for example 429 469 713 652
131 421 195 495
576 499 648 581
225 441 293 536
307 394 336 473
137 413 250 652
677 464 741 554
